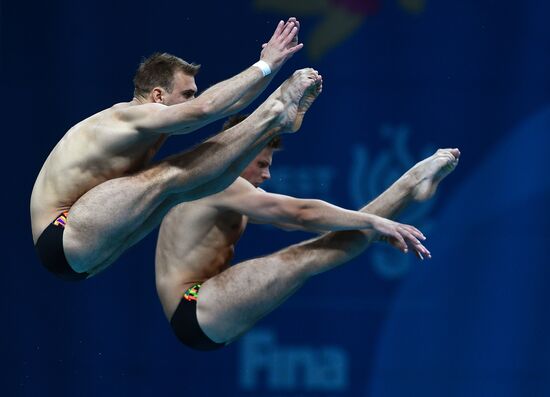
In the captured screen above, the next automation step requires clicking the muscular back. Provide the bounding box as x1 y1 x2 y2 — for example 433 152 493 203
30 102 167 242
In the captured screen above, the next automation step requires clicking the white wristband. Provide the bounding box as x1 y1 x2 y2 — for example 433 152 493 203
253 60 271 77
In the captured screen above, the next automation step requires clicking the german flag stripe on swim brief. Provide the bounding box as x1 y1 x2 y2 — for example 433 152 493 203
183 284 202 302
53 211 69 228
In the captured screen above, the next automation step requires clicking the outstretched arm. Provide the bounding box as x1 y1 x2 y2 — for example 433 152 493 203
210 178 428 255
124 19 303 135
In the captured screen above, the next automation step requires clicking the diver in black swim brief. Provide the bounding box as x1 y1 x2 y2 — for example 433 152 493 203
170 284 225 351
34 212 89 281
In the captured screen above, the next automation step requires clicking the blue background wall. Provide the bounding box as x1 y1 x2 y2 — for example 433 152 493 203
3 0 549 395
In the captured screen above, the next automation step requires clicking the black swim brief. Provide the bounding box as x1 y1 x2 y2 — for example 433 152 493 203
34 212 89 281
170 284 225 351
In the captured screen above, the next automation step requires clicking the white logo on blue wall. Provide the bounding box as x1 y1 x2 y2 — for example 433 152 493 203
350 123 437 279
239 329 349 392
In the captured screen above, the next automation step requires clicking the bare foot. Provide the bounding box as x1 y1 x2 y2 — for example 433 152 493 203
292 72 322 131
407 148 461 202
275 68 323 133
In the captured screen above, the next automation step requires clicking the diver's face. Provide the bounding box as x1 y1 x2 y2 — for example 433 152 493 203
161 71 197 105
240 147 274 188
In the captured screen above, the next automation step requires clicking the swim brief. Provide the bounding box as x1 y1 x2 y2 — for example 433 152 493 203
34 212 89 281
170 284 225 351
